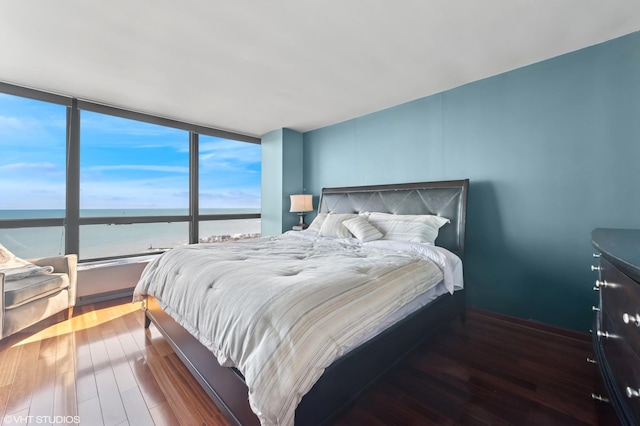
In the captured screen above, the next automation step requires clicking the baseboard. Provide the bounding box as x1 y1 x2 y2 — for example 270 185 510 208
467 306 590 341
77 288 134 306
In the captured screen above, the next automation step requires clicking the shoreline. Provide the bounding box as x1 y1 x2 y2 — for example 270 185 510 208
198 233 262 243
82 233 264 268
147 232 262 250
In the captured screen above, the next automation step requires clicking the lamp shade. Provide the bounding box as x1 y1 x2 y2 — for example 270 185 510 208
290 194 313 213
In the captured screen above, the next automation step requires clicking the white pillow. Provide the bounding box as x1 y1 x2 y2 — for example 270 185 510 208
307 213 327 232
318 213 358 238
342 217 383 242
367 213 450 244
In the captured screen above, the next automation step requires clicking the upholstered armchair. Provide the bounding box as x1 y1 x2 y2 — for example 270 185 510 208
0 254 77 340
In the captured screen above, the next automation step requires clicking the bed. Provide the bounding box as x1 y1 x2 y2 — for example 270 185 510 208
134 179 469 425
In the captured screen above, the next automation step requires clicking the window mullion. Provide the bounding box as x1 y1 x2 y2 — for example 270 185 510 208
65 99 81 255
189 132 199 244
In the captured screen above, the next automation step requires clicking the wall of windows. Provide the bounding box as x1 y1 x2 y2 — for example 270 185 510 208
0 82 261 261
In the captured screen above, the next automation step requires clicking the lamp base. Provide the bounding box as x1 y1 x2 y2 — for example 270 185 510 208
293 212 309 230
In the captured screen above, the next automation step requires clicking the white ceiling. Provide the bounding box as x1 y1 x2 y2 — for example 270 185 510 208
1 1 639 138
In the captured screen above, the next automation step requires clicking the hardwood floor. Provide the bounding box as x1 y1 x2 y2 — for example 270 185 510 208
0 298 599 425
335 309 600 426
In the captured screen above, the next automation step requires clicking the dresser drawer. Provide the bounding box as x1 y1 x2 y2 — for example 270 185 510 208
596 327 640 424
600 257 640 359
592 317 622 426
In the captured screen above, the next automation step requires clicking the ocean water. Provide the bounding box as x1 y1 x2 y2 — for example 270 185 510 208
0 209 261 260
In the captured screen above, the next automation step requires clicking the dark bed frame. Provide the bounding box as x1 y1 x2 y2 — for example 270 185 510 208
143 179 469 425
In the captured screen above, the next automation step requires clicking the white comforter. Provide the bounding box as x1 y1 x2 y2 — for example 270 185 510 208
133 233 460 425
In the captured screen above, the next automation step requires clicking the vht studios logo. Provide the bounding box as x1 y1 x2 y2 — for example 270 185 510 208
3 416 81 424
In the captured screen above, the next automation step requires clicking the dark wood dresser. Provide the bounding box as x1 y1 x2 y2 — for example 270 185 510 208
592 228 640 426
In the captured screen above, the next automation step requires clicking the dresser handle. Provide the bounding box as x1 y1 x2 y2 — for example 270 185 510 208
591 265 601 271
594 280 609 289
623 313 640 327
597 330 610 338
586 357 597 364
591 393 610 403
626 387 640 398
592 306 600 312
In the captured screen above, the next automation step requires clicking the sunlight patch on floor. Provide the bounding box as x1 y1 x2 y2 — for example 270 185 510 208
9 300 141 347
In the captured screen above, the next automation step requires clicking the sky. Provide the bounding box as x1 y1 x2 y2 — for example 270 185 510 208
0 93 261 211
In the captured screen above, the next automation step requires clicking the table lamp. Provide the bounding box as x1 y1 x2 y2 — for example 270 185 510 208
289 194 313 230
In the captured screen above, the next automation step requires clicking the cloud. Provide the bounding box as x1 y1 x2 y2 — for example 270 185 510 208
80 112 188 150
199 188 261 208
0 112 65 147
0 115 25 131
0 178 65 209
0 162 64 175
198 139 261 176
84 165 189 173
79 178 189 209
99 178 264 209
200 161 260 174
200 140 261 162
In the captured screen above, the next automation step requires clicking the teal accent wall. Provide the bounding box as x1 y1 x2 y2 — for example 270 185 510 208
261 128 304 235
303 32 640 331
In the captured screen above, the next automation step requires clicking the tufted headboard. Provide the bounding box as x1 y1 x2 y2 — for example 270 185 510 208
318 179 469 259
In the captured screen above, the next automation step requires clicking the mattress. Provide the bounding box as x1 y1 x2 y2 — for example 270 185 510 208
344 271 462 355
